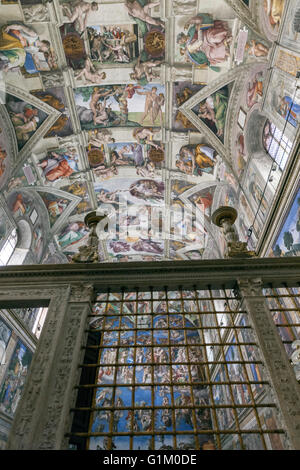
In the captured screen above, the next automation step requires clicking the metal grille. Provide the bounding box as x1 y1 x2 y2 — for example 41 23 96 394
264 285 300 372
68 287 287 450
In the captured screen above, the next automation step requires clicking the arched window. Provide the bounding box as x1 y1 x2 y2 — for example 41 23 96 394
0 229 17 266
263 120 292 171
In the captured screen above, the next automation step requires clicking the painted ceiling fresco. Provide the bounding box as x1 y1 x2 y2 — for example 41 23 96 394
0 0 298 265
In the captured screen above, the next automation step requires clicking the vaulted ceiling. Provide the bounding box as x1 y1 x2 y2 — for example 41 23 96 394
0 0 299 265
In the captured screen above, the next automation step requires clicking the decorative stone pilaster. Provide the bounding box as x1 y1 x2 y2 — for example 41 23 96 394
238 278 300 450
6 283 94 450
291 341 300 382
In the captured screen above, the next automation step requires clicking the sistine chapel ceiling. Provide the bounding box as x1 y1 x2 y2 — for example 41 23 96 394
0 0 299 265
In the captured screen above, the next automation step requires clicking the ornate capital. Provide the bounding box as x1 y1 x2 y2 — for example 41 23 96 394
237 278 263 297
69 283 94 303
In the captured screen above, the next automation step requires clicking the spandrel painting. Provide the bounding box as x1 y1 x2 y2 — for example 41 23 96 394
0 125 11 189
5 95 48 151
7 191 33 219
172 82 204 132
271 185 300 257
75 83 165 129
56 220 89 254
38 191 72 227
0 340 33 417
31 87 74 138
192 85 231 143
5 163 38 192
61 181 93 215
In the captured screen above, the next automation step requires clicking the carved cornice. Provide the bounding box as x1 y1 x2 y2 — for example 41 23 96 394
0 258 299 291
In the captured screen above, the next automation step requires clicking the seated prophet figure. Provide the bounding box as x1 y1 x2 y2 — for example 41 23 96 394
177 14 232 71
0 23 56 72
38 152 74 181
